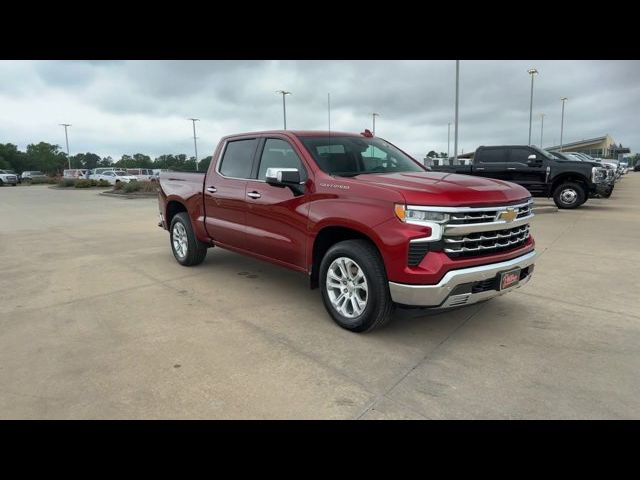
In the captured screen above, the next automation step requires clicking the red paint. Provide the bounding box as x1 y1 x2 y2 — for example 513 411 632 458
158 130 535 286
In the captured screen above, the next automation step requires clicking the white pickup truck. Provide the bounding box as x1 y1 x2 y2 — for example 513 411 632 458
0 170 19 186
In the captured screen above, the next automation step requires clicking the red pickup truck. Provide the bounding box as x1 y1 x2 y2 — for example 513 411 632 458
158 130 536 332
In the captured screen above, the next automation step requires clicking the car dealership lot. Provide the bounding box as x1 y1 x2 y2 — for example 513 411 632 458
1 177 639 419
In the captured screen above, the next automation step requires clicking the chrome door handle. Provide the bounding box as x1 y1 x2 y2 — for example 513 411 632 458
247 191 261 199
475 167 485 170
207 186 217 193
507 167 516 170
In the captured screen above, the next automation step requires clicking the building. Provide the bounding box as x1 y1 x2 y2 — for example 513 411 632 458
546 134 629 159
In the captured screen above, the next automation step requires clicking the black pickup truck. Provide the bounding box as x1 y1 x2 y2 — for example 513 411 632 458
430 145 610 209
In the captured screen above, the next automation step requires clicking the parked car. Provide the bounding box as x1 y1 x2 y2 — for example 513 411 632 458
634 163 640 172
94 170 138 185
0 169 19 186
89 168 119 180
158 130 536 332
430 145 609 209
63 169 89 179
126 168 156 181
549 151 614 198
4 169 21 184
21 171 48 182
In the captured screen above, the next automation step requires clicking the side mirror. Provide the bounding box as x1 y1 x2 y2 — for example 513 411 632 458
265 168 304 196
527 154 537 160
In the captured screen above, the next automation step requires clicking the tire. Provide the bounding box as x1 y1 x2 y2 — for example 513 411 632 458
169 212 208 266
319 239 394 332
0 179 3 186
553 182 586 209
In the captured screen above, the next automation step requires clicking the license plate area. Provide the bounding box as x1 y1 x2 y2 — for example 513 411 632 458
499 267 521 290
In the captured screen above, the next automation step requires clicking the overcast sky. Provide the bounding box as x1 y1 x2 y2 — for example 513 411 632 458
1 60 639 160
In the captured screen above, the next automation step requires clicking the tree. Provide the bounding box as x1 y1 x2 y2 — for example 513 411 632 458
0 143 27 172
439 152 448 158
98 156 114 167
197 156 213 172
427 150 437 158
132 153 152 168
25 142 67 175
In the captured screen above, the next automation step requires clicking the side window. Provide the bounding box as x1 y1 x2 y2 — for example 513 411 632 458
510 148 534 164
257 138 307 181
477 148 508 163
219 138 259 178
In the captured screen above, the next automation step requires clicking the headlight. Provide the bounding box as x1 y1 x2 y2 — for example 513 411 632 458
395 205 449 241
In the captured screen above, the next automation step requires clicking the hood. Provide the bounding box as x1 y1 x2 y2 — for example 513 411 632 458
351 171 531 207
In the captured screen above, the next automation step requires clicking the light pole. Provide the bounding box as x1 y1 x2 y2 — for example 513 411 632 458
60 124 71 169
560 97 568 151
328 93 331 133
539 113 545 148
189 118 200 171
371 112 380 135
454 60 460 163
447 122 451 159
276 90 291 129
527 68 538 146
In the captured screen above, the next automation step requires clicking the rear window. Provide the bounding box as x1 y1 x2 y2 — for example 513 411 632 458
219 139 259 179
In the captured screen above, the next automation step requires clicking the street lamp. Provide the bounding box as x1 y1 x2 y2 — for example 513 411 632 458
276 90 292 129
371 112 380 135
188 118 199 171
539 113 545 148
60 124 71 169
527 68 538 146
447 122 451 159
560 97 568 151
454 60 460 163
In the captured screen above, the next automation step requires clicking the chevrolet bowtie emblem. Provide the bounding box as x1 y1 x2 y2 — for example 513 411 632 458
498 209 517 222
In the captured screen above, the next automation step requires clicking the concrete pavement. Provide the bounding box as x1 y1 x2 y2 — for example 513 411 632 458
1 176 639 419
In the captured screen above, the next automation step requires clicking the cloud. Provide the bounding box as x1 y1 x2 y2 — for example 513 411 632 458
1 60 638 160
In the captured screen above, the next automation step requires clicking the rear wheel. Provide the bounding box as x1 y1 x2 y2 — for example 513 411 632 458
553 182 586 209
320 239 394 332
170 212 208 266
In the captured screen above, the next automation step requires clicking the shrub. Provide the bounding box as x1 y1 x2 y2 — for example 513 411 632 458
58 178 76 188
74 179 92 188
123 181 142 193
90 179 98 186
139 181 159 193
113 181 124 190
31 177 52 185
97 180 111 187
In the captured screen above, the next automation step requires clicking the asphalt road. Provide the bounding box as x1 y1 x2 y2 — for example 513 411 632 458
1 176 639 419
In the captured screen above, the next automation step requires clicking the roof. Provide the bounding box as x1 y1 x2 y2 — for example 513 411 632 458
546 135 611 151
222 130 364 139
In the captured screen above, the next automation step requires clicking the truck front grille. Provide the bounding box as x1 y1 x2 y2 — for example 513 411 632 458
444 225 530 258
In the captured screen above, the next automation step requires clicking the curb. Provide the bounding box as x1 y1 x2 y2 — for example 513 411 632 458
532 206 558 214
99 191 157 200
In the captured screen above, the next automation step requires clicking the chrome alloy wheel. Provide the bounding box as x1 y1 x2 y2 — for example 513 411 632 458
326 257 369 318
172 222 188 259
560 188 578 205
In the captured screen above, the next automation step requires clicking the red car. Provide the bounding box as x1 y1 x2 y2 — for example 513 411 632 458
158 130 536 332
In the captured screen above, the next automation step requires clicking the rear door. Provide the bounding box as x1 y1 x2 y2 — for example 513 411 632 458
508 147 548 194
243 136 311 270
203 137 259 248
473 147 510 180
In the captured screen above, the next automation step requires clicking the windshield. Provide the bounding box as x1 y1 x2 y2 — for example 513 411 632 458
299 136 426 177
114 171 128 176
32 171 44 175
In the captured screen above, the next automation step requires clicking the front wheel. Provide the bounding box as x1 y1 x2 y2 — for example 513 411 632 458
553 182 586 209
320 239 394 332
170 212 208 266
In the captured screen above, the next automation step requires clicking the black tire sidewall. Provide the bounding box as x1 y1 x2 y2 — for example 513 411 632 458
319 240 389 332
554 182 585 209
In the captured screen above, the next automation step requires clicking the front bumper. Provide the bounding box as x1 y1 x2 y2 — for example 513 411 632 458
389 250 536 308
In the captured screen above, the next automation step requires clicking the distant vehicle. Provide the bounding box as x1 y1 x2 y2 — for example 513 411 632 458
63 169 89 179
126 168 156 181
94 170 138 185
4 169 21 184
0 170 19 186
549 151 614 198
21 171 48 182
430 145 610 209
88 167 119 180
634 163 640 172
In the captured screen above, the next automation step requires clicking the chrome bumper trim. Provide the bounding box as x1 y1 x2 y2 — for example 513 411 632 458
389 250 536 307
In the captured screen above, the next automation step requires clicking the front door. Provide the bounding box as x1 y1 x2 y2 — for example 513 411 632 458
243 137 311 270
474 147 510 181
507 147 548 194
203 137 259 249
